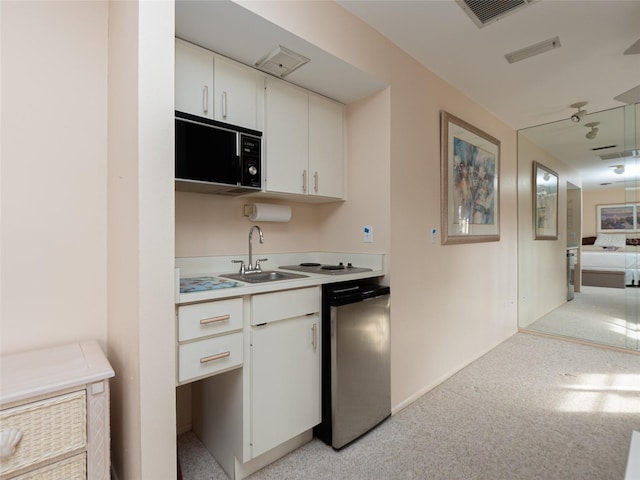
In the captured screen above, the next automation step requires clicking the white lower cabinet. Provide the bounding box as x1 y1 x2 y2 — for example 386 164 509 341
186 286 321 479
250 312 320 458
250 286 321 458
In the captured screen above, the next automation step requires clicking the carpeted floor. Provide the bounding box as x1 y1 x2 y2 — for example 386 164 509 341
178 332 640 479
526 286 639 350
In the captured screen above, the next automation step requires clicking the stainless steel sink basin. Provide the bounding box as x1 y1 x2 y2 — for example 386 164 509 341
220 270 309 284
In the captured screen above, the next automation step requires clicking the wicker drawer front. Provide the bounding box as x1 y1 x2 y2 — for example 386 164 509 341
11 452 86 480
178 298 243 342
0 390 86 476
178 332 243 383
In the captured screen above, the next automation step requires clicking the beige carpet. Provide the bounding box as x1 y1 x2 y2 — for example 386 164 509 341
178 332 640 479
526 286 639 350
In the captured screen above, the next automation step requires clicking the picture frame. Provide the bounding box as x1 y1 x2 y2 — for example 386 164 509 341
596 203 638 232
533 161 559 240
440 111 500 245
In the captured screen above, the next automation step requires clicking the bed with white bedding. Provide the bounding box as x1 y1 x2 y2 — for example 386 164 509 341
581 248 639 287
581 234 639 288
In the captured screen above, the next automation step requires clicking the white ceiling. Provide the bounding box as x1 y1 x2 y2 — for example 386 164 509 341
337 0 640 191
337 0 640 130
176 0 640 191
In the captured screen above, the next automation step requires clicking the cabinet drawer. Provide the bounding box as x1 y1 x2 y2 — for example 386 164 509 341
252 287 320 325
178 332 243 383
178 298 243 342
12 452 86 480
0 390 86 477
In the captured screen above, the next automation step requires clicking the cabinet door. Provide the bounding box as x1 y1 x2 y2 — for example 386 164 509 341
250 314 320 458
264 78 309 194
175 39 214 119
213 55 259 130
309 94 345 199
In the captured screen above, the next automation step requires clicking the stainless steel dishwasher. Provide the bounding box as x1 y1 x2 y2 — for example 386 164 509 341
315 281 391 449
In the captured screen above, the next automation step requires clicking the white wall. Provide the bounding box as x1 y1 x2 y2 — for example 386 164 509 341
1 1 108 354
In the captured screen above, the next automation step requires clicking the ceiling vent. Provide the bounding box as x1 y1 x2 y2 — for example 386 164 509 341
255 45 310 78
456 0 537 28
600 149 639 161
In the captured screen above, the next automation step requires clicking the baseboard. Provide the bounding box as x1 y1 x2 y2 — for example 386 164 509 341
391 335 512 415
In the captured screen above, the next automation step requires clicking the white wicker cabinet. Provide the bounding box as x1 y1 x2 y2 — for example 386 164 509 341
0 341 114 480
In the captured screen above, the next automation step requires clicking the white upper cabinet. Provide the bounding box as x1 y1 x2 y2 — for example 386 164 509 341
175 38 259 130
213 55 259 130
264 76 345 200
264 78 309 195
175 38 214 119
309 94 344 199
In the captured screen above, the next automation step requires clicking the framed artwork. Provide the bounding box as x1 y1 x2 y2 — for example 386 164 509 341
440 111 500 245
533 161 559 240
596 203 638 232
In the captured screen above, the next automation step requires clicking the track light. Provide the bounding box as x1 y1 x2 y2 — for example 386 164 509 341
613 165 625 175
585 122 599 140
570 101 587 122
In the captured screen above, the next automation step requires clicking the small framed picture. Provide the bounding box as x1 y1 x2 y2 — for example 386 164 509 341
533 161 559 240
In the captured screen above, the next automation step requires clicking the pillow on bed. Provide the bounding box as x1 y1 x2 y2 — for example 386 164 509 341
582 236 597 245
595 233 626 248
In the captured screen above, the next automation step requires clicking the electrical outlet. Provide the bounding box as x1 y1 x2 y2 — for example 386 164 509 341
363 225 373 243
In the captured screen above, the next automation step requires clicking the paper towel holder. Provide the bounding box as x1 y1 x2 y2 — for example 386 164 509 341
243 202 292 222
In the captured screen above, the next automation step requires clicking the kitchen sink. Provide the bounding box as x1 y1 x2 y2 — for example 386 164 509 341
220 271 309 284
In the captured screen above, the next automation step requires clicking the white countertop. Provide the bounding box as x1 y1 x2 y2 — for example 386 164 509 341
175 252 386 304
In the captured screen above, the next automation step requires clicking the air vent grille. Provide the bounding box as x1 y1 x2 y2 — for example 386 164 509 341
591 145 618 151
600 149 639 161
457 0 536 28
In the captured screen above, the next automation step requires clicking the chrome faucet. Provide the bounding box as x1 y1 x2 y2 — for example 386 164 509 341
247 225 265 273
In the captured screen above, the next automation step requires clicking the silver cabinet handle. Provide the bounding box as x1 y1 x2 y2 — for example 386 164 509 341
200 314 230 325
203 85 209 113
222 91 228 118
302 170 307 193
312 323 318 350
314 171 319 193
200 351 230 364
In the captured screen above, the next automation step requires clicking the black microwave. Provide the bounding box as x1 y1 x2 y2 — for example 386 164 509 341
175 111 262 195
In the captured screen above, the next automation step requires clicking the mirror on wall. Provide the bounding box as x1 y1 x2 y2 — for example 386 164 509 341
517 103 639 351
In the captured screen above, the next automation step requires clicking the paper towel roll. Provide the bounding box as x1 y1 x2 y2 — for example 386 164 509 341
247 203 292 222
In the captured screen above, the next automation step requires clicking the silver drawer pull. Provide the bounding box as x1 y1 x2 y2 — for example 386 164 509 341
200 351 231 364
200 314 230 325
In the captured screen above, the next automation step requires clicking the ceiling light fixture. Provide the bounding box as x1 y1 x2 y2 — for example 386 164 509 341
584 121 599 140
570 101 587 122
613 165 625 175
504 36 561 64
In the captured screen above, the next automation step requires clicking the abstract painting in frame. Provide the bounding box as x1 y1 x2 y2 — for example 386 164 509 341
440 111 500 244
533 161 559 240
596 203 637 232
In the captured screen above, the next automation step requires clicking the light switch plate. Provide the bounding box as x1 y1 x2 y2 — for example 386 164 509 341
363 225 373 243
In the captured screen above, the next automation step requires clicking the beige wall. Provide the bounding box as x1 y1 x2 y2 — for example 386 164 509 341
517 135 582 327
1 0 108 354
2 2 526 478
107 1 176 478
213 1 520 411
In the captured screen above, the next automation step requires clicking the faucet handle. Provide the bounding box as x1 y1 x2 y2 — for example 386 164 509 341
255 258 268 272
231 259 245 275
